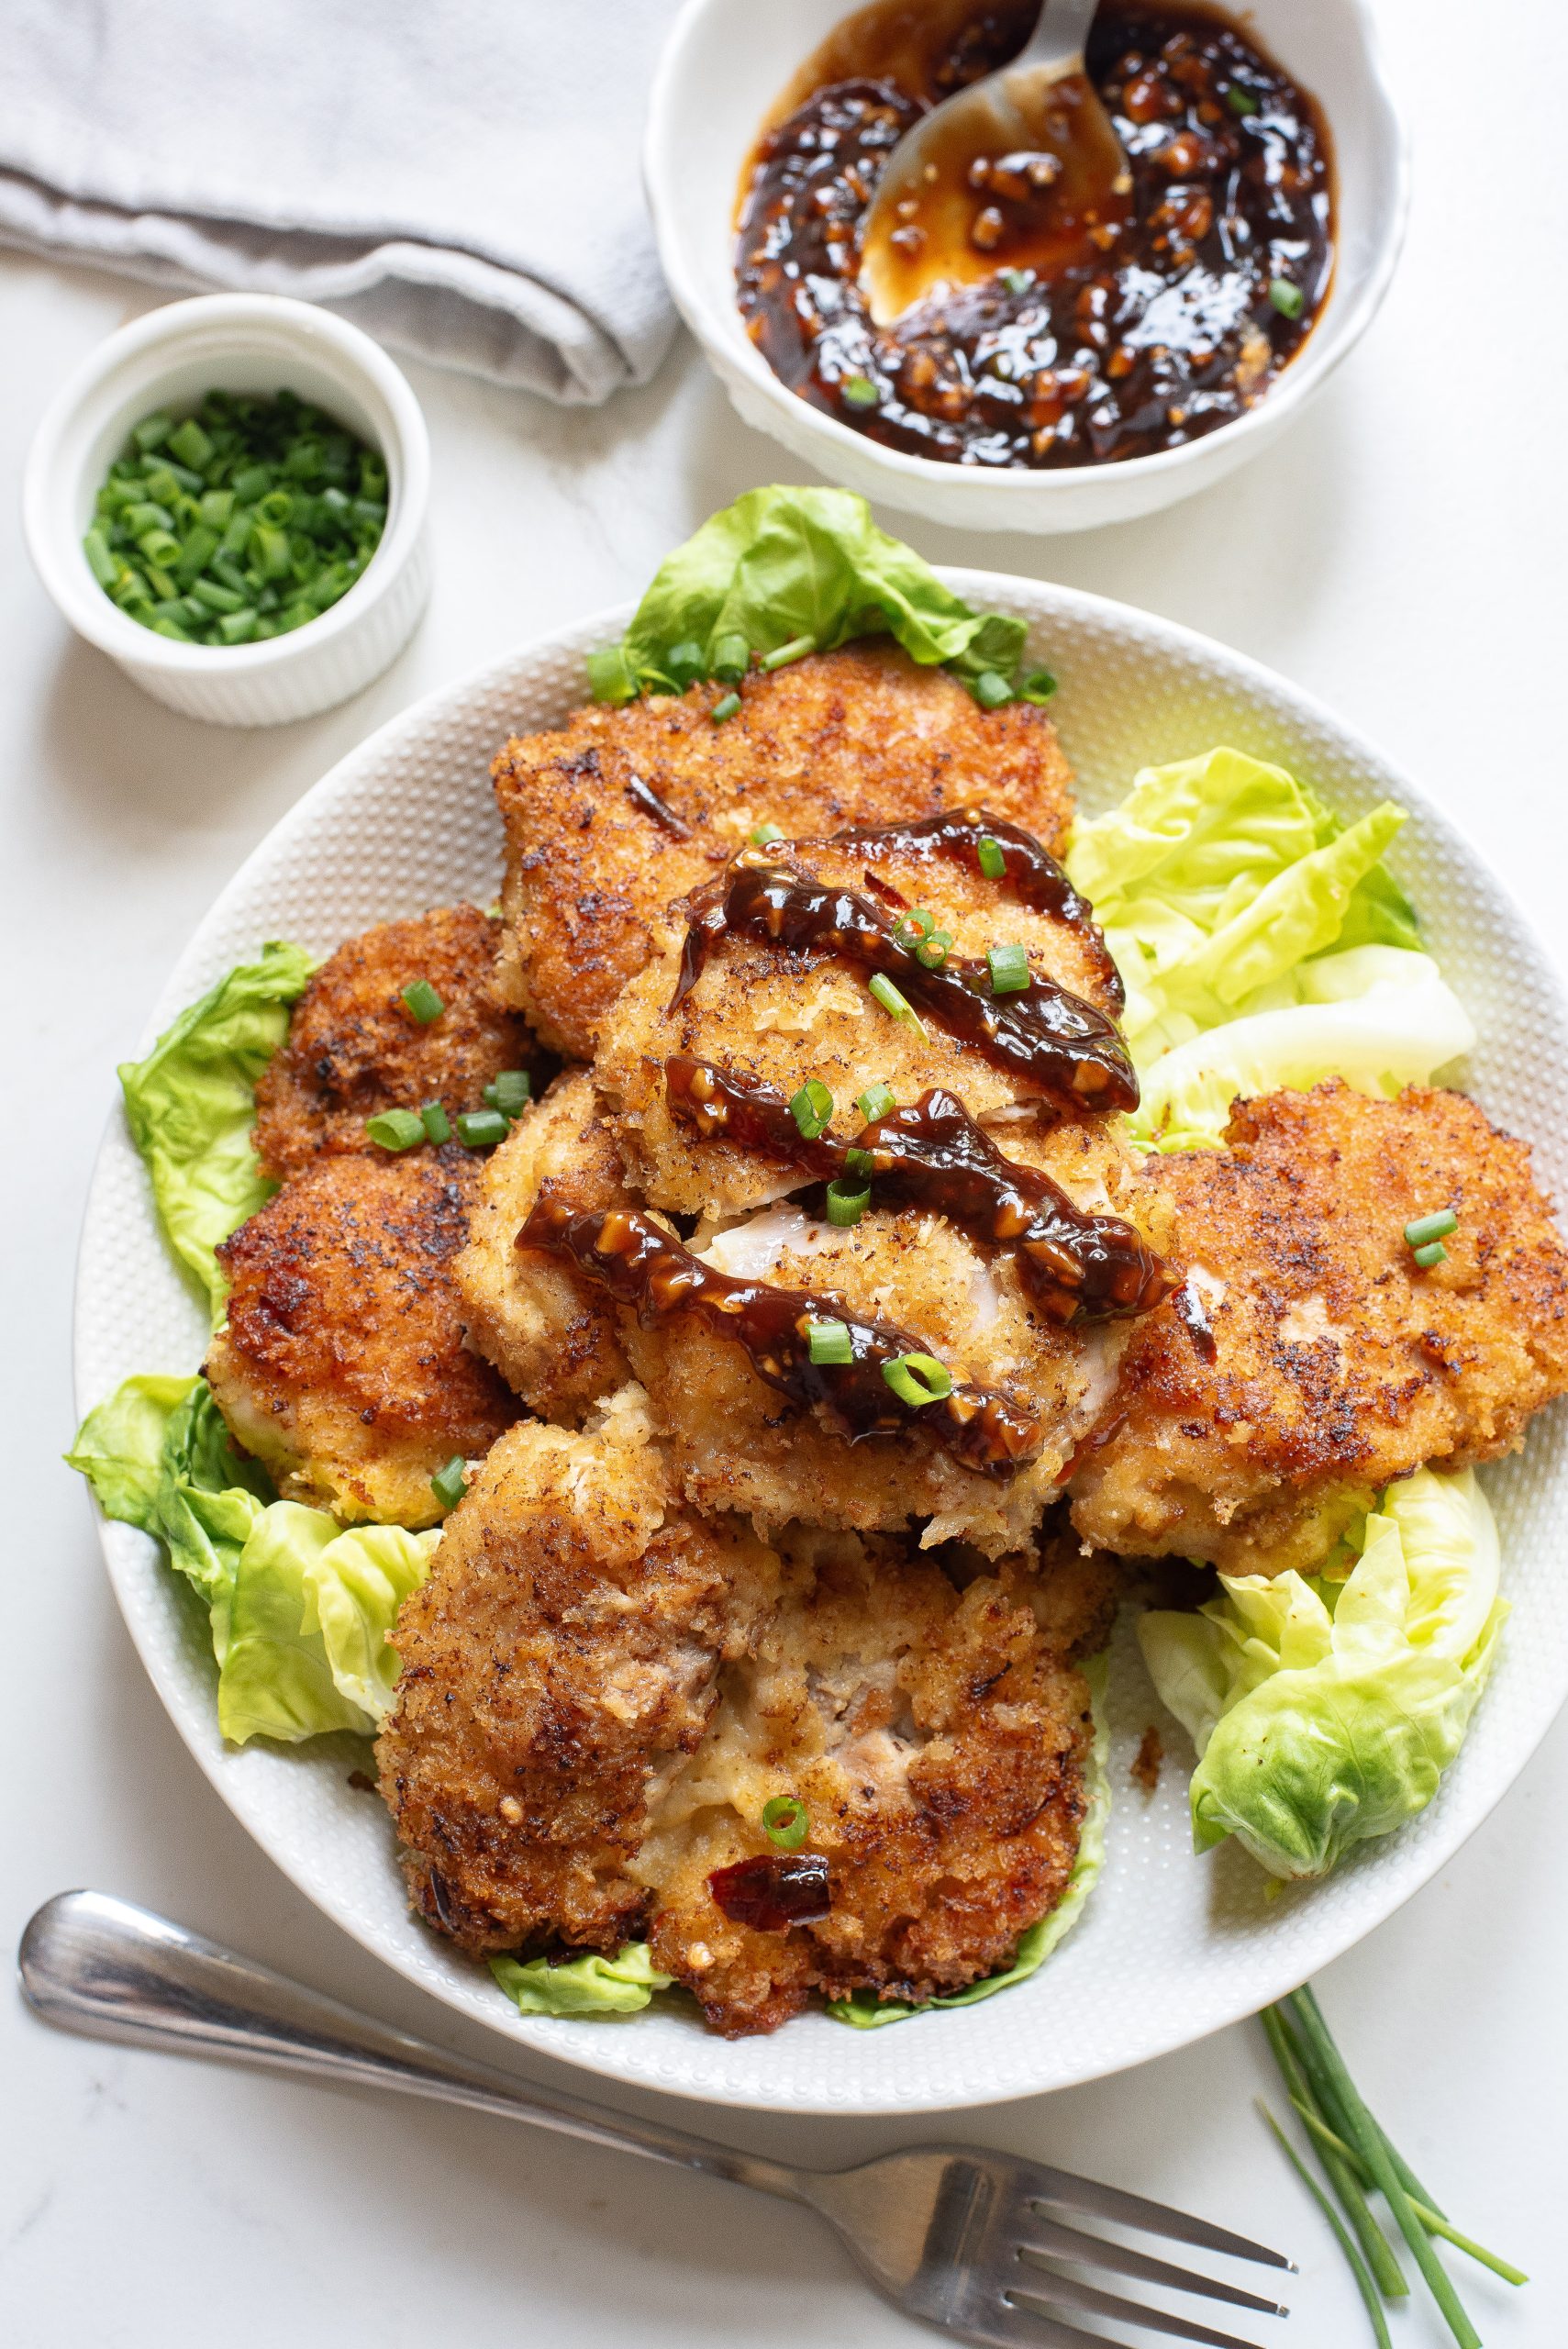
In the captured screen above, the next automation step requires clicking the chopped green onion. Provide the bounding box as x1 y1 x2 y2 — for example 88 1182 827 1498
710 691 742 725
168 417 216 471
1018 668 1058 704
842 1147 876 1178
430 1456 469 1510
987 943 1030 994
83 529 118 588
762 1795 809 1851
761 635 815 672
1404 1208 1457 1247
132 408 173 453
806 1316 854 1366
893 907 936 952
841 373 879 407
365 1108 426 1152
1412 1241 1448 1269
868 973 920 1025
231 463 271 503
977 835 1006 880
973 670 1014 708
420 1101 452 1144
666 638 706 688
455 1108 510 1150
401 979 445 1025
217 607 259 645
711 632 750 683
1270 275 1305 319
857 1084 896 1123
882 1353 952 1408
825 1179 871 1228
586 643 639 703
915 926 953 969
750 821 784 845
483 1070 533 1117
190 577 246 616
1228 84 1260 115
790 1077 834 1139
999 267 1032 295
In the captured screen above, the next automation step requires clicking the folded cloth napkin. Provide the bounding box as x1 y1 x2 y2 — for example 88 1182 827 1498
0 0 684 402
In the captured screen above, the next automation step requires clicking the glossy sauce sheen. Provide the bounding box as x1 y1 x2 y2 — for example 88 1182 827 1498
707 1854 832 1931
735 0 1333 470
671 845 1139 1112
518 1192 1044 1473
665 1058 1171 1325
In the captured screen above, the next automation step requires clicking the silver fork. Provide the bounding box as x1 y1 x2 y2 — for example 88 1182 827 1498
19 1892 1292 2349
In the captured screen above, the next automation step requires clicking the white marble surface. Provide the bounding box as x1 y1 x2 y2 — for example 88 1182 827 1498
5 4 1565 2339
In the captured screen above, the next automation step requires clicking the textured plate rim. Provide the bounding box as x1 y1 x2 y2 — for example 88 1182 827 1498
73 573 1568 2114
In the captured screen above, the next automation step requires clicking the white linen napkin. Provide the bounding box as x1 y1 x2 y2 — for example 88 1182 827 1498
0 0 684 403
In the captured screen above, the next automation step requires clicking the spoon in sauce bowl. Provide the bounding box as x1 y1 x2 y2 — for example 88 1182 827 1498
858 0 1130 325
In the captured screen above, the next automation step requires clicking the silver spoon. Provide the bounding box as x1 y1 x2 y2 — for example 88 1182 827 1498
859 0 1129 327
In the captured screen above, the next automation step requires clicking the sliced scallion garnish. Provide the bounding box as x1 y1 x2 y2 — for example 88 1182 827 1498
1412 1241 1448 1269
806 1316 853 1366
710 691 741 725
455 1108 509 1150
401 979 444 1025
790 1078 834 1140
711 632 750 683
762 1795 809 1850
973 670 1014 708
915 926 953 969
750 820 784 845
1018 668 1058 704
665 638 706 689
1228 84 1260 116
365 1108 425 1152
977 835 1006 880
484 1070 533 1117
857 1083 896 1123
761 635 815 673
431 1455 469 1510
1270 275 1305 319
1404 1208 1457 1248
419 1100 451 1144
868 973 922 1028
825 1179 871 1228
987 943 1030 995
882 1353 952 1408
841 374 879 408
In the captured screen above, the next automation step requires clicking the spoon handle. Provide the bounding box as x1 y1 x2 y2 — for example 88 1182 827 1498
18 1889 801 2200
1020 0 1101 73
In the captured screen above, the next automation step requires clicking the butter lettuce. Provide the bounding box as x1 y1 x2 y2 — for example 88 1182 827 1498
490 1942 674 2019
69 1374 435 1744
827 1653 1110 2028
590 484 1027 701
118 941 315 1321
1139 1469 1506 1879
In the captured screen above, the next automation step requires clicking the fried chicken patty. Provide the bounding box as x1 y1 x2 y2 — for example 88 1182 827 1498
377 1395 1097 2034
492 642 1077 1058
452 1069 633 1422
1071 1082 1568 1574
253 903 538 1179
598 827 1125 1218
206 1150 519 1529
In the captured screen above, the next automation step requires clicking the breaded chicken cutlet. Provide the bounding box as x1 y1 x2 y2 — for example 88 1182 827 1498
1070 1082 1568 1575
206 1149 518 1529
377 1395 1100 2034
253 903 539 1179
492 642 1077 1059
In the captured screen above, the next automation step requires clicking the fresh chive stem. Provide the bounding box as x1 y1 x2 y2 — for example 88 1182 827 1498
1260 2008 1407 2298
1286 1989 1481 2349
1258 2101 1392 2349
1285 2097 1527 2285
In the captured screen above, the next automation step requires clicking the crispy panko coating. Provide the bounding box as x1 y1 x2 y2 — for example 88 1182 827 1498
1072 1082 1568 1575
639 1533 1093 2036
377 1392 779 1954
253 903 538 1179
452 1068 633 1422
377 1400 1095 2034
206 1151 518 1530
599 832 1123 1218
492 642 1077 1058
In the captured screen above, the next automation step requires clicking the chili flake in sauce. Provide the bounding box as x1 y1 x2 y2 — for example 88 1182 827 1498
735 0 1333 470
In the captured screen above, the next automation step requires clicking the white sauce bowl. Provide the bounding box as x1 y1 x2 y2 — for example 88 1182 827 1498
646 0 1409 534
23 294 431 726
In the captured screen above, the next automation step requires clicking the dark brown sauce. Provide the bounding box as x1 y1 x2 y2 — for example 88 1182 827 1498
708 1853 832 1931
518 1191 1043 1474
665 1058 1171 1325
807 807 1123 1007
736 0 1333 471
624 771 692 840
670 846 1138 1113
1173 1275 1217 1360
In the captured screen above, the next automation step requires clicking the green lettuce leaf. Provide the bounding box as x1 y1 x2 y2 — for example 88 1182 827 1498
70 1374 435 1744
1138 1468 1506 1879
594 485 1026 700
1131 946 1476 1150
118 941 315 1322
490 1943 674 2019
1064 748 1418 1064
827 1653 1110 2028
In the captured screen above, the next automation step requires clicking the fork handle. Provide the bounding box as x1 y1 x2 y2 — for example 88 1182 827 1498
19 1890 806 2203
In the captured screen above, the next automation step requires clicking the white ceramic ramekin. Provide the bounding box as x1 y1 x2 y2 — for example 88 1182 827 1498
646 0 1409 535
23 295 431 726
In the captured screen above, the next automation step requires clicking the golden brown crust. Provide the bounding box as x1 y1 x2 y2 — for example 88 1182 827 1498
492 642 1077 1057
1071 1082 1568 1573
253 904 538 1178
452 1069 633 1422
377 1396 777 1954
206 1151 519 1529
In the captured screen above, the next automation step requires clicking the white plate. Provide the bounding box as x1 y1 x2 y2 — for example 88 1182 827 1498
75 576 1568 2114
